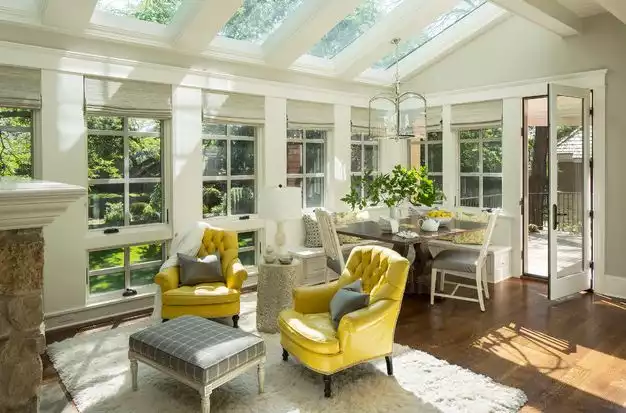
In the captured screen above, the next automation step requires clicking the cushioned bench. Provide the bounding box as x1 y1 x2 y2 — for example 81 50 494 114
128 315 266 413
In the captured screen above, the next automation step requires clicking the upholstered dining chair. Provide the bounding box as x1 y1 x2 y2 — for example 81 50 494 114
430 209 500 311
315 208 349 283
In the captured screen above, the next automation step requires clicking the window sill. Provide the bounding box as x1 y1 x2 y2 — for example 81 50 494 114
85 224 172 250
202 216 265 231
86 284 157 308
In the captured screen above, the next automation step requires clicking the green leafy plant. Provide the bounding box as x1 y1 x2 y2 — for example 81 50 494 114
341 165 445 211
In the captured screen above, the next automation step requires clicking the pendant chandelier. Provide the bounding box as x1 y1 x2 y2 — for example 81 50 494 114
369 38 428 141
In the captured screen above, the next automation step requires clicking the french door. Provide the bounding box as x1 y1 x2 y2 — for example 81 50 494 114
547 84 592 300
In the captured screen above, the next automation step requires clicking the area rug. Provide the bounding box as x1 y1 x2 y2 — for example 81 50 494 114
47 295 527 413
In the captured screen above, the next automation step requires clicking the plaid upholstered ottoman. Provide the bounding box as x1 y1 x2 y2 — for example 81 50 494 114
128 315 266 412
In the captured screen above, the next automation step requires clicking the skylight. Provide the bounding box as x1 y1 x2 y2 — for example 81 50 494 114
372 0 486 70
308 0 404 59
96 0 183 25
219 0 305 44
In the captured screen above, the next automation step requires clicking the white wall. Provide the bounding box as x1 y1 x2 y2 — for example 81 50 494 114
407 13 625 288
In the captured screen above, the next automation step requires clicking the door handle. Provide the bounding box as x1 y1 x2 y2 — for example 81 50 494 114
552 204 558 230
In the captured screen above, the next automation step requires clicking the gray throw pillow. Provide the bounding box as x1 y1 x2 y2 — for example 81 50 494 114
178 252 224 286
342 279 363 292
329 281 369 329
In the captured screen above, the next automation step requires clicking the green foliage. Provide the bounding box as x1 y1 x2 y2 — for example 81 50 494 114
220 0 303 42
102 0 182 25
0 108 32 177
104 202 124 226
342 165 444 211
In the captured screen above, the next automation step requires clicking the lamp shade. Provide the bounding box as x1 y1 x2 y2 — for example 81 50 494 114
259 186 302 221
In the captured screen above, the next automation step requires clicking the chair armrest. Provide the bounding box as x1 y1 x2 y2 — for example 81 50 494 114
337 299 399 353
154 266 179 293
293 281 340 314
225 258 247 290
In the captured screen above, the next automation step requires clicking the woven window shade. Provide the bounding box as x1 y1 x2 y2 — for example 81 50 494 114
287 100 333 129
84 77 172 119
451 100 502 129
0 66 41 109
351 106 388 133
202 90 264 125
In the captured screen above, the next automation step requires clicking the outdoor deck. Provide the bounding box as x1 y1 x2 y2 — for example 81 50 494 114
527 231 584 278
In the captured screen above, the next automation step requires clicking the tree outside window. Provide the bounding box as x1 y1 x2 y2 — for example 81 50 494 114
350 131 379 197
409 131 443 192
0 107 32 177
286 128 326 208
458 127 502 208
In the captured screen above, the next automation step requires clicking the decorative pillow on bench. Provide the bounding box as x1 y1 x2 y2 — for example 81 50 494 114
439 211 490 245
303 210 370 248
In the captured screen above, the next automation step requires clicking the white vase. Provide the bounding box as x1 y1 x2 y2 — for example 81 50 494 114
389 206 399 219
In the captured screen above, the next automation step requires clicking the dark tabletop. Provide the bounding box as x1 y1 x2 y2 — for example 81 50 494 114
335 217 486 246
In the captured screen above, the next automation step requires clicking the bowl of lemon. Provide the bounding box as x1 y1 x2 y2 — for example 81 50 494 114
426 209 454 227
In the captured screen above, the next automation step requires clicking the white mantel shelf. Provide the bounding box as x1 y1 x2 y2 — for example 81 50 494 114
0 178 86 231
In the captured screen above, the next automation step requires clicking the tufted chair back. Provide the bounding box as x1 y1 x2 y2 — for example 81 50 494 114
337 245 409 305
197 228 239 276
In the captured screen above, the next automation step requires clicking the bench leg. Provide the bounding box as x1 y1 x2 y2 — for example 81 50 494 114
200 387 212 413
258 361 265 394
130 358 138 391
232 314 240 329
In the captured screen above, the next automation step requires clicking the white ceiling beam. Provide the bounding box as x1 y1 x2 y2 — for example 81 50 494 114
262 0 362 68
594 0 626 25
334 0 458 80
489 0 582 36
388 3 508 82
40 0 97 31
170 0 242 53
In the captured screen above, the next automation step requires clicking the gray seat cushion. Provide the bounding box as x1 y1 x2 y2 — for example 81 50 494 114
129 315 265 385
326 249 352 275
432 249 481 273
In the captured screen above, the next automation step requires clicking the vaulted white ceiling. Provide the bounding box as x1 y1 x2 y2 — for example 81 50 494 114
0 0 617 85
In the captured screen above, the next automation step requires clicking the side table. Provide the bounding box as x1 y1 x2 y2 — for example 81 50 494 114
256 259 302 333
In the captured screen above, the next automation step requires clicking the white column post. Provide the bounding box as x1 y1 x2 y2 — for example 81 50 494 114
328 104 351 212
441 104 456 209
40 70 88 314
502 98 523 276
171 86 203 239
263 97 287 188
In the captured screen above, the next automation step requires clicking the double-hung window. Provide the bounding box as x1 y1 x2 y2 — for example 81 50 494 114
409 131 443 190
0 107 33 177
458 127 503 208
350 131 379 196
286 128 326 208
202 123 257 218
87 116 165 229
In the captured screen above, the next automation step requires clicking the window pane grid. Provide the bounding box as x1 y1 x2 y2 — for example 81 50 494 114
458 127 502 208
202 123 257 218
287 128 327 208
350 132 379 197
87 116 165 230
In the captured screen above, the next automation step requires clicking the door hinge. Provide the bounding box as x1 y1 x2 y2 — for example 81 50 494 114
520 126 524 137
521 250 524 260
590 261 595 270
589 107 594 117
589 158 593 169
589 210 594 219
166 208 169 224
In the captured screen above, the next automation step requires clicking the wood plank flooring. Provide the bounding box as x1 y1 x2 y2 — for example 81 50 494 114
43 278 626 412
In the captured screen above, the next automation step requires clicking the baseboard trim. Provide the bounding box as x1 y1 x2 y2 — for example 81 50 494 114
596 274 626 299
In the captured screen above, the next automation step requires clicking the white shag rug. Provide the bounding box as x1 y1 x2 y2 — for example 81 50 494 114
47 295 527 413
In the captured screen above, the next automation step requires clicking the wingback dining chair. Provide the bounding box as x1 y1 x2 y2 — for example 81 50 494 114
315 208 350 283
430 209 500 311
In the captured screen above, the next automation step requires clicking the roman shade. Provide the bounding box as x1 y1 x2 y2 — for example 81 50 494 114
0 66 41 109
203 90 264 125
287 100 333 129
84 77 172 118
350 106 387 134
426 106 442 129
451 100 502 129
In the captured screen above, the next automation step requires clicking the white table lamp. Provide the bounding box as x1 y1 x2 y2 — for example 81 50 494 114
259 186 302 256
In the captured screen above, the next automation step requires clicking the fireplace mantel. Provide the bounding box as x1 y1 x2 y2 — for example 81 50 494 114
0 177 86 231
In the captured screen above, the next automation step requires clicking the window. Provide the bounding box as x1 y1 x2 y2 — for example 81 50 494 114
96 0 183 25
286 128 326 208
202 123 257 218
0 107 33 177
409 131 443 190
87 116 165 230
458 127 502 208
88 242 165 296
238 231 258 267
350 132 379 196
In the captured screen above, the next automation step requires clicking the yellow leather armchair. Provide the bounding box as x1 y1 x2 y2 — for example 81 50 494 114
278 245 409 397
154 228 248 327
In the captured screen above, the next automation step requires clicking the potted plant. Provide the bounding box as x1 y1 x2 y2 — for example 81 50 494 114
341 165 444 217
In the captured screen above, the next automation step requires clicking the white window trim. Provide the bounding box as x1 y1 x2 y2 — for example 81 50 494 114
350 131 379 196
419 130 444 185
202 123 258 219
286 128 327 208
456 127 503 209
86 116 170 231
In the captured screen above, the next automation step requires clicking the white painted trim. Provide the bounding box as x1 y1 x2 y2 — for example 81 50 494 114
596 274 626 300
591 84 606 295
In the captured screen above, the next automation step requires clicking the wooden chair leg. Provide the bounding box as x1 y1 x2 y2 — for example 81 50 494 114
441 271 446 290
482 266 490 299
475 268 485 312
282 348 289 361
323 375 332 398
430 268 437 305
232 314 240 328
385 355 393 376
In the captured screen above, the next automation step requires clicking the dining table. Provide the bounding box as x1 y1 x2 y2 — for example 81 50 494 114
335 216 487 295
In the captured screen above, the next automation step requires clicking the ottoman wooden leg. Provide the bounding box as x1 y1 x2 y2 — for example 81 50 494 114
282 348 288 361
323 375 332 398
258 361 265 394
200 387 212 413
232 314 240 329
130 358 138 391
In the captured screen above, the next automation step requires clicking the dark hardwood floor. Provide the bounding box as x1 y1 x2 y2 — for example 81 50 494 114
44 278 626 412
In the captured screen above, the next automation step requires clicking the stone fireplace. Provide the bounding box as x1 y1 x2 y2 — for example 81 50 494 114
0 178 84 412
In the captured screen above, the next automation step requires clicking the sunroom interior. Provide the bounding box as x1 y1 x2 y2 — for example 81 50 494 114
1 0 626 412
